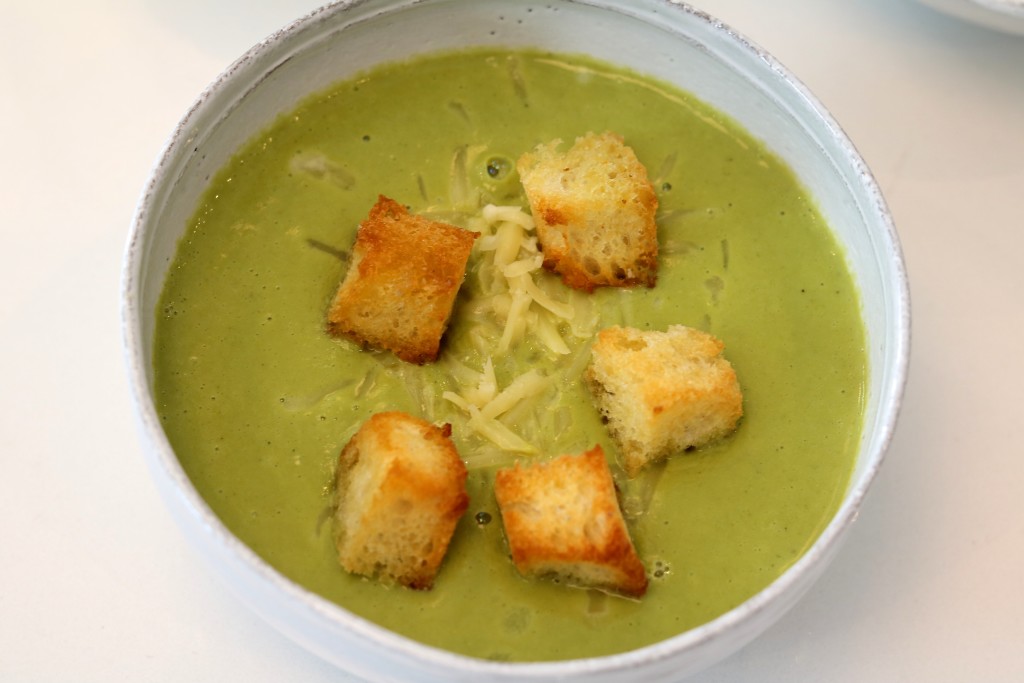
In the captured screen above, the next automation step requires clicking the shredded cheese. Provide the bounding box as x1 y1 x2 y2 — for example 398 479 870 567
432 204 599 459
478 370 549 420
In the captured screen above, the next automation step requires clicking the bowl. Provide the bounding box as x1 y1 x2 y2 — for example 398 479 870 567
914 0 1024 35
121 0 910 680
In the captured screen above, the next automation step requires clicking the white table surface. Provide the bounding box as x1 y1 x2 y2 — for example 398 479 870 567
2 1 1022 681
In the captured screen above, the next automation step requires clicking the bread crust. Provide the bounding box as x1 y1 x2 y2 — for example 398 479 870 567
333 411 469 589
516 131 658 292
585 325 743 476
494 446 648 598
327 195 479 364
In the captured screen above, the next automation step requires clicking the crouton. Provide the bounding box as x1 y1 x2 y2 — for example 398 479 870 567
333 411 469 589
493 445 648 598
327 195 479 364
585 325 743 476
516 131 658 292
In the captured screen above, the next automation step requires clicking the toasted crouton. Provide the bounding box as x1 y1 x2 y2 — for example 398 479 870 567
327 195 479 364
516 131 658 292
333 411 469 589
585 325 743 476
493 446 648 598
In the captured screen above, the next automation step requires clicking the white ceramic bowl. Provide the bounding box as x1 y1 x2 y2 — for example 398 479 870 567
121 1 910 680
915 0 1024 35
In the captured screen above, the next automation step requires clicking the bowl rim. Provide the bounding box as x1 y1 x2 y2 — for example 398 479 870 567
120 0 911 677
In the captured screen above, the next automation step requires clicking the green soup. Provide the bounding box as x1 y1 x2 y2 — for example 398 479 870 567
153 49 866 662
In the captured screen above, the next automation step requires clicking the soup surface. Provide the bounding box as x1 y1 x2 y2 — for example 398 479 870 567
153 49 866 661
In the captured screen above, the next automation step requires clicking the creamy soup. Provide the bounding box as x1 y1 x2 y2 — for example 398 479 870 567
153 48 866 661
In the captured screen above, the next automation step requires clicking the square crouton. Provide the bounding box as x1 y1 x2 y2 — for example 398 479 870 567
585 325 743 477
516 131 658 292
493 446 648 598
333 411 469 589
327 195 479 364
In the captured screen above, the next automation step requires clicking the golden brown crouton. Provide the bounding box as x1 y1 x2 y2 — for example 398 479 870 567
585 325 743 476
493 446 648 598
516 131 658 292
327 195 479 364
333 411 469 589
